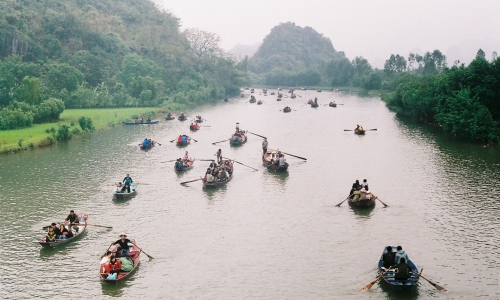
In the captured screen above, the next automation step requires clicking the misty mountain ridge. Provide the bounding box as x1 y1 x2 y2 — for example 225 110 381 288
228 42 261 61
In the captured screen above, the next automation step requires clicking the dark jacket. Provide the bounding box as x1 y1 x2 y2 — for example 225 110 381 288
123 176 133 185
66 213 79 224
114 238 132 250
394 262 412 279
382 251 396 268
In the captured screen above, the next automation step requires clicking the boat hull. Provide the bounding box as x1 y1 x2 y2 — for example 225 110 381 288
39 214 89 247
100 241 141 283
378 246 419 291
329 102 337 107
175 159 194 171
112 183 138 198
123 120 159 125
355 129 366 135
262 150 289 171
348 198 375 208
229 134 247 146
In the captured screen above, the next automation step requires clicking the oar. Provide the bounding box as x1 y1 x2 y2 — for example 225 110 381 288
202 126 211 127
361 269 390 291
100 244 114 258
212 139 229 145
269 149 306 160
369 129 377 131
180 178 203 185
188 136 198 142
160 160 177 163
335 194 353 207
375 197 389 207
198 159 215 161
420 273 448 292
223 157 258 171
132 242 154 260
86 223 113 229
344 129 354 131
247 131 266 139
169 139 177 142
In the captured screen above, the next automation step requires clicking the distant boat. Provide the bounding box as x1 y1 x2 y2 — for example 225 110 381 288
174 159 194 172
262 150 288 172
165 114 176 120
112 183 138 199
202 160 234 187
123 120 159 125
354 129 365 135
329 102 337 107
283 107 291 113
257 100 263 105
229 131 247 146
99 240 141 283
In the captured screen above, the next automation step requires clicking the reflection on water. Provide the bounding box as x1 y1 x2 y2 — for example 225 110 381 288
1 90 499 299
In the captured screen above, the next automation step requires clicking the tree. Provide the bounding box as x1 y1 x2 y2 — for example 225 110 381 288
183 28 226 60
15 76 42 105
384 54 406 74
476 49 486 59
492 51 498 61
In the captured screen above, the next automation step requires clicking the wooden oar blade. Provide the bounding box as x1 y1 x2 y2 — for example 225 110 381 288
282 152 307 160
361 275 381 291
369 129 378 131
344 129 353 131
247 131 266 139
421 275 448 292
180 178 202 185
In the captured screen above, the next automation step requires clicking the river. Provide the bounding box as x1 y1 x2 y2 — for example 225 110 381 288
0 90 499 299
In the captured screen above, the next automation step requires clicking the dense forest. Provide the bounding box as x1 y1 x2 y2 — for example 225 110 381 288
0 0 245 130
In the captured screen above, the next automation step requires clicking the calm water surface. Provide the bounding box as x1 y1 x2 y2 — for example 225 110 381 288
0 90 499 299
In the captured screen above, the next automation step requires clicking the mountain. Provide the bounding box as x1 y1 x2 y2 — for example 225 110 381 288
248 22 342 74
228 42 261 61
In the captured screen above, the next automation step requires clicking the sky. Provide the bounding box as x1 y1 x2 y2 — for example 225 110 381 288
159 0 500 68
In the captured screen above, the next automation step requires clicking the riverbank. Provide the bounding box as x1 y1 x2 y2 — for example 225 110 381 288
0 107 162 154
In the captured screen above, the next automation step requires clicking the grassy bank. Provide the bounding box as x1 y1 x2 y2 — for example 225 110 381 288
0 107 161 154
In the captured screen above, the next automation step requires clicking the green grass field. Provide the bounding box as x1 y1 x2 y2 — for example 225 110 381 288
0 108 162 153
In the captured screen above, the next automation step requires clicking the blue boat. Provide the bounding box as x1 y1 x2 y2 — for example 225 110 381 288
378 246 420 291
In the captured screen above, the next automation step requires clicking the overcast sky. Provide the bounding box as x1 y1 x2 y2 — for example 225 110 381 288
160 0 500 68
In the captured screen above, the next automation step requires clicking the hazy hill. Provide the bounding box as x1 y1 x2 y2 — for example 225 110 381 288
248 22 342 74
228 42 261 61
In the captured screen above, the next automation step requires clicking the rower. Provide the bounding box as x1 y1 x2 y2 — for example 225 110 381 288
65 210 80 231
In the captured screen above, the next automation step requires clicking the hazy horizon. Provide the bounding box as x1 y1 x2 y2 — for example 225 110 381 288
160 0 499 68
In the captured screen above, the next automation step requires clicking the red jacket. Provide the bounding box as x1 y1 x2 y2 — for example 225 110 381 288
177 136 182 142
103 260 122 273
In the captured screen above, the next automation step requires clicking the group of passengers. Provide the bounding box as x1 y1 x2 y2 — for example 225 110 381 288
115 174 134 193
134 117 152 123
355 124 364 131
175 151 192 170
269 151 287 167
349 179 374 202
141 138 156 147
189 122 200 130
204 160 233 183
45 210 81 242
381 246 412 280
100 233 135 279
177 134 189 143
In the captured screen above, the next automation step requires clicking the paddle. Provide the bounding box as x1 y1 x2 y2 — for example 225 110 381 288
180 178 203 185
169 139 177 142
212 139 229 145
199 159 216 161
269 149 307 161
86 223 113 229
189 136 198 142
369 129 377 131
361 269 390 291
420 273 448 292
335 194 353 207
101 244 113 259
375 197 389 207
223 157 258 171
247 131 266 139
202 126 211 127
133 242 154 260
343 129 354 131
160 160 177 163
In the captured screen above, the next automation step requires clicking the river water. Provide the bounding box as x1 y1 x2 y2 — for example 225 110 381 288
0 90 499 299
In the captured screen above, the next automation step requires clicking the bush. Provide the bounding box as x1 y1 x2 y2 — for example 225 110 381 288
0 108 34 130
55 124 72 141
33 98 65 123
78 116 95 132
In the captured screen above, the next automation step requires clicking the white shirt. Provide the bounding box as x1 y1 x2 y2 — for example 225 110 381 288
278 157 285 166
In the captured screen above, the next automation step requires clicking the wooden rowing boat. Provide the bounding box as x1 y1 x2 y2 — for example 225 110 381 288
329 102 337 107
290 94 296 99
283 107 291 113
123 120 159 125
311 103 319 108
112 183 138 198
377 246 419 291
201 160 233 187
39 214 88 247
348 196 376 208
262 150 289 171
165 114 176 120
100 240 141 283
249 98 256 103
174 159 194 171
355 129 366 135
195 117 203 123
139 142 156 149
178 115 187 121
190 124 200 131
176 136 191 146
257 100 263 105
229 132 247 146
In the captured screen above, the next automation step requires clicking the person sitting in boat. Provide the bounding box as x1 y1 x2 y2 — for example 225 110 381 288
115 246 128 258
103 255 122 276
351 186 362 202
278 154 286 167
395 246 409 264
46 226 57 242
394 258 412 280
219 168 228 181
190 123 194 130
382 246 396 269
183 151 190 162
225 161 233 175
115 182 123 193
182 135 188 143
352 180 360 190
58 224 69 239
112 233 132 256
167 112 172 118
100 251 112 265
177 135 182 143
209 160 217 170
121 174 133 193
193 123 199 130
142 138 151 147
360 179 368 190
146 117 151 123
314 97 318 105
206 169 215 183
175 158 184 171
65 210 79 231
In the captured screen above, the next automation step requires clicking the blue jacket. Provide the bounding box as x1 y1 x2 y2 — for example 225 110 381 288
395 250 409 264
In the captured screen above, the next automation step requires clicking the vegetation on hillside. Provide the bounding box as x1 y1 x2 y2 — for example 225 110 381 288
0 0 245 131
